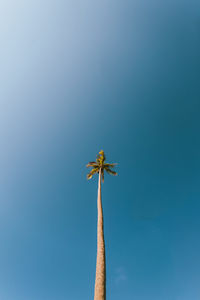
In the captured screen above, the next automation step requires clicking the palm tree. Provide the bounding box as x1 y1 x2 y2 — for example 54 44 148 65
87 150 117 300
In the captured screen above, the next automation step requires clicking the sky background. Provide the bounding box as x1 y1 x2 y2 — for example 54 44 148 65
1 0 200 299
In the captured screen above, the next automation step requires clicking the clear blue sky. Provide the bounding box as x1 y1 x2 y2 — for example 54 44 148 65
1 1 200 299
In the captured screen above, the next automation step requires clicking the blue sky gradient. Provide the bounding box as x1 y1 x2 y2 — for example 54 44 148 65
1 1 200 299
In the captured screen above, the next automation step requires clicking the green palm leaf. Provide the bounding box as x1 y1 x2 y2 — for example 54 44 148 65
87 173 93 179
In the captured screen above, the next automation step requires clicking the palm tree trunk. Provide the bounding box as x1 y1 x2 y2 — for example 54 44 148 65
94 169 106 300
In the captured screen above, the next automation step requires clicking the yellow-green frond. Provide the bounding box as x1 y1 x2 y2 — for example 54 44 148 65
88 168 99 176
87 167 99 180
96 150 106 166
87 173 93 180
99 150 105 160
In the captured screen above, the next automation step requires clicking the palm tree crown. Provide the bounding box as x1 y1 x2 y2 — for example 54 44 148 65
86 150 117 182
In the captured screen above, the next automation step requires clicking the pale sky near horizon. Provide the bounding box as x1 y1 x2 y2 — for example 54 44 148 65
1 1 200 299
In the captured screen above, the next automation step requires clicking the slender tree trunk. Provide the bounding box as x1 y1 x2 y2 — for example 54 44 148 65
94 169 106 300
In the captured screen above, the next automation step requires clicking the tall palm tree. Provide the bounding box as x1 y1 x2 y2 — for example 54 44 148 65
87 150 117 300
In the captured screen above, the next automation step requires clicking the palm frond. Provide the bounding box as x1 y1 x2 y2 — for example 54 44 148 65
99 150 106 160
96 150 106 166
101 170 104 182
87 173 93 180
105 168 117 176
87 167 99 180
86 161 98 168
90 168 99 175
103 163 117 168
